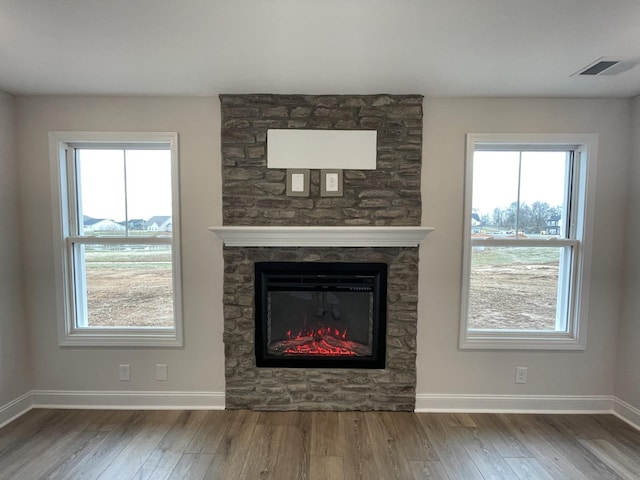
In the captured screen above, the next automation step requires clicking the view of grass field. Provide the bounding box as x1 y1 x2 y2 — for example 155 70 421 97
83 247 174 328
471 246 560 266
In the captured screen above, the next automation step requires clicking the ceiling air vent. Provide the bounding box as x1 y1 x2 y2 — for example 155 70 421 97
573 57 640 76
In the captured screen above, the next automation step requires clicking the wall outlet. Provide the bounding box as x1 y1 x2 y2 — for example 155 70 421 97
156 364 168 381
119 364 131 382
515 366 528 384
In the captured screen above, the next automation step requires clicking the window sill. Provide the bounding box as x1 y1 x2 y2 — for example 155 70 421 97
460 333 586 351
59 331 182 348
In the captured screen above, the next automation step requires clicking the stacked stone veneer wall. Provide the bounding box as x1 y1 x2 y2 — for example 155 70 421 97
220 94 422 226
220 94 423 411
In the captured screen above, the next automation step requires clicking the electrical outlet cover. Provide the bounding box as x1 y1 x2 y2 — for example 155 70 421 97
119 364 131 381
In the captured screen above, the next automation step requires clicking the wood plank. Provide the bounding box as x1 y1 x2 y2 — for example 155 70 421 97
504 457 555 480
132 410 209 480
96 410 182 480
383 412 439 461
445 413 477 428
0 409 88 479
203 410 262 479
258 410 311 427
364 411 414 479
9 430 107 480
85 410 140 433
273 424 310 480
237 423 287 479
469 413 532 458
258 409 311 479
416 414 485 480
311 411 343 456
537 414 615 441
578 438 640 480
60 410 149 480
549 413 640 455
167 454 214 480
409 460 451 480
525 414 621 480
338 412 379 480
0 408 73 459
498 414 594 480
183 410 229 454
23 431 110 480
310 456 344 480
590 414 640 445
454 425 519 479
0 408 54 453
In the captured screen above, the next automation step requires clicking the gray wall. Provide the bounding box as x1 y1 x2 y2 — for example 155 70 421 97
616 96 640 410
418 98 628 399
10 95 637 415
16 96 225 393
0 91 30 409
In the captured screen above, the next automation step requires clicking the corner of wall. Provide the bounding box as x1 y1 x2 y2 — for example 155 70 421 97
614 97 640 411
0 90 32 407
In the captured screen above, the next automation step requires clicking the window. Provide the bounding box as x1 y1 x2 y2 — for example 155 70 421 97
50 132 182 346
460 134 597 349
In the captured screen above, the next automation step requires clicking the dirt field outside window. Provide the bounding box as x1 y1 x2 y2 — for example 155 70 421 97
84 249 174 328
82 247 561 331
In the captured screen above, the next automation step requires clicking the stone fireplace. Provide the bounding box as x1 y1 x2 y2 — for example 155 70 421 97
216 94 426 411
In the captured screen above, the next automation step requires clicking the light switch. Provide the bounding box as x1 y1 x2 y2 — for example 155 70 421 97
325 173 339 192
291 173 305 192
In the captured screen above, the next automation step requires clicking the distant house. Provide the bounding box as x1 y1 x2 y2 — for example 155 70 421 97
471 211 482 233
546 214 562 235
127 219 146 230
144 216 172 232
83 216 126 233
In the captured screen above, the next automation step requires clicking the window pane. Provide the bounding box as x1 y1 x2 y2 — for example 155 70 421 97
520 152 568 237
77 150 126 235
468 246 562 331
125 150 173 237
77 244 174 328
472 151 568 238
472 152 519 233
76 148 172 237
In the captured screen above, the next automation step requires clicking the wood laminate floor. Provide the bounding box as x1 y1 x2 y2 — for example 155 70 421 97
0 409 639 479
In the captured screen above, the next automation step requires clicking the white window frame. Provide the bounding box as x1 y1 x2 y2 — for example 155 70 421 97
49 131 183 347
460 133 598 350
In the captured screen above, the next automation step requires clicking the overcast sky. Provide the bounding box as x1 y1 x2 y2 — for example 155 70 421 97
472 151 567 215
78 149 172 222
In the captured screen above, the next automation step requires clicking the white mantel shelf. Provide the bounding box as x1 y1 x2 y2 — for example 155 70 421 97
209 226 434 247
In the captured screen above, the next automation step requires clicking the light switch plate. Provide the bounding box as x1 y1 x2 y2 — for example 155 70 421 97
156 364 168 381
321 169 343 197
286 169 310 197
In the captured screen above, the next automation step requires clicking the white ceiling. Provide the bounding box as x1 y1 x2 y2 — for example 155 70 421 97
1 0 639 98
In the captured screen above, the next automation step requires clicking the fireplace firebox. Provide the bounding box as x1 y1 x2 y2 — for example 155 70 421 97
254 262 387 369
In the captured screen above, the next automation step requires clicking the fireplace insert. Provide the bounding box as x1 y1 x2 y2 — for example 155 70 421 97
254 262 387 369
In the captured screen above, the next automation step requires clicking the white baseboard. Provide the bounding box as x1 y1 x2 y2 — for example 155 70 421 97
2 391 638 433
415 393 614 414
0 391 33 428
612 397 640 431
29 390 226 410
0 390 225 425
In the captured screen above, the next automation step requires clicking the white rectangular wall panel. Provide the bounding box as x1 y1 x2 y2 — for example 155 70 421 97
267 129 377 169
